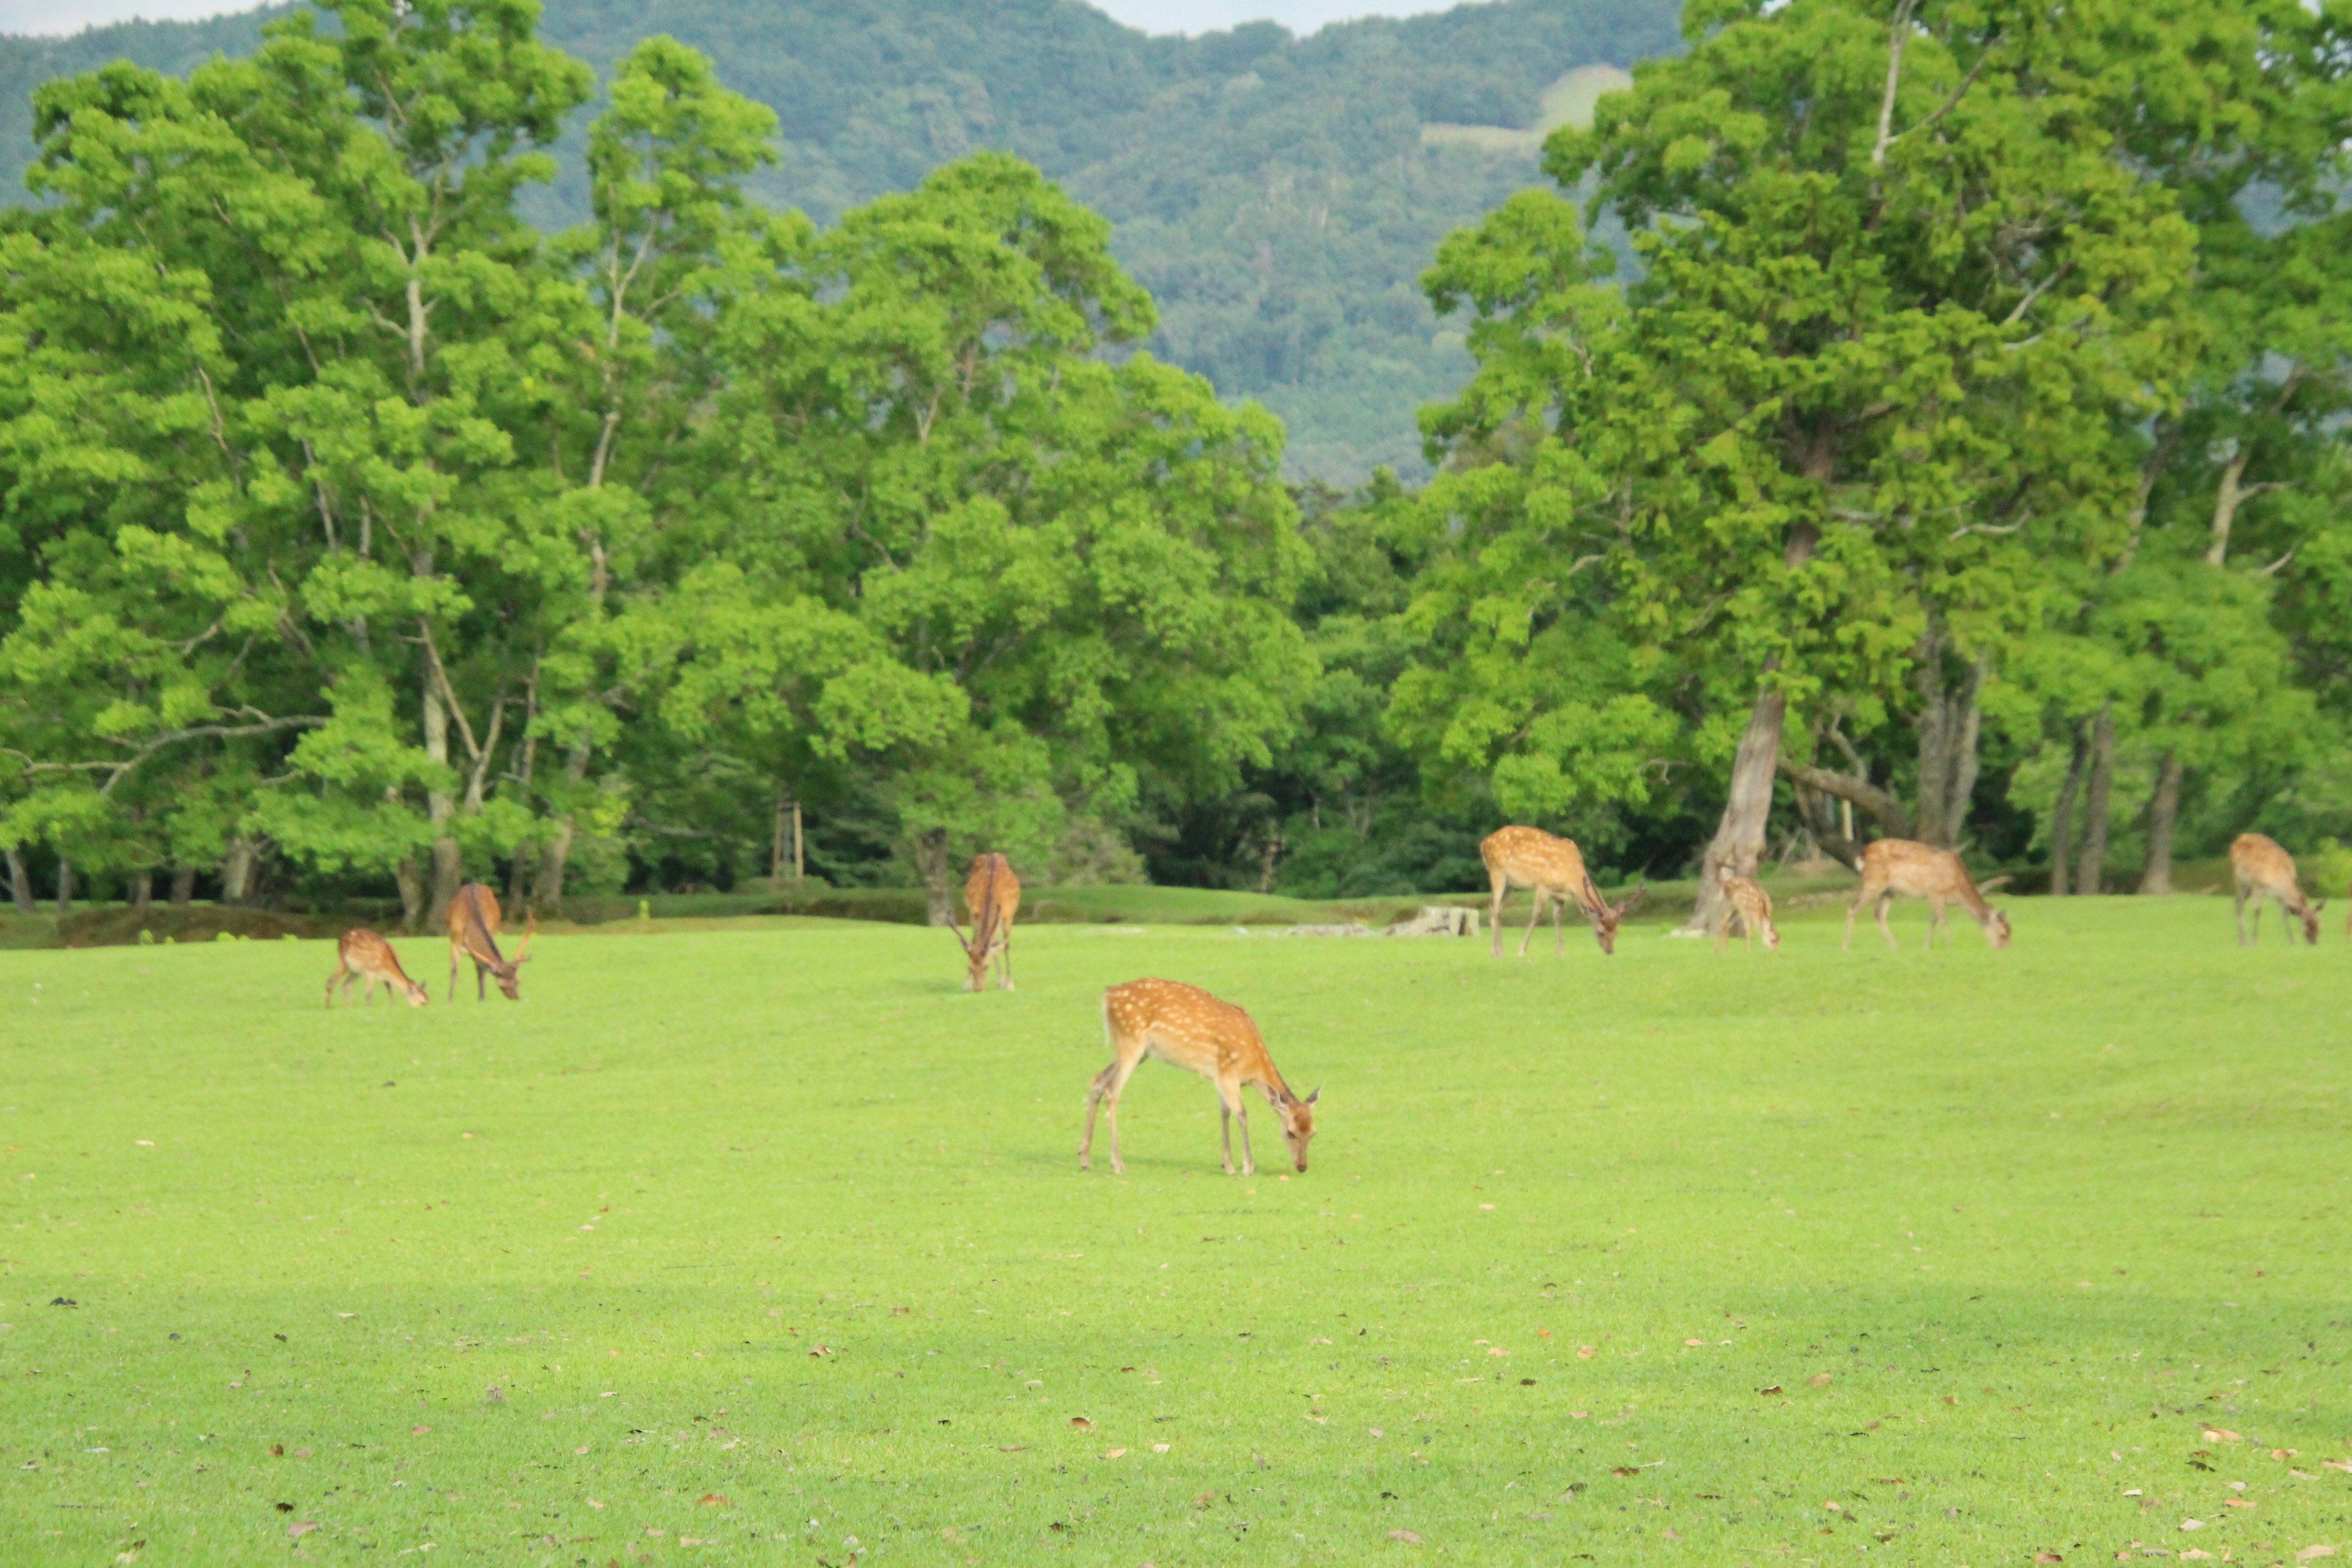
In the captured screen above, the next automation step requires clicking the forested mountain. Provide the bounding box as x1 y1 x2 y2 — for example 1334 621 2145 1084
0 0 1677 481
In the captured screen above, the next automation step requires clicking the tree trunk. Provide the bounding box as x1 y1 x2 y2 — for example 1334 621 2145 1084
168 865 195 907
131 870 153 912
2047 723 2089 897
1789 780 1865 871
914 828 955 927
5 848 33 916
423 677 461 927
2075 704 2116 895
393 855 426 932
531 736 593 913
2206 448 2249 568
2138 749 2182 895
1684 687 1786 933
55 856 74 916
221 837 257 905
793 802 804 884
507 842 537 912
1912 616 1987 849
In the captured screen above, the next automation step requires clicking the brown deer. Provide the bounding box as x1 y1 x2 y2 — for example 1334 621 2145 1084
447 883 533 1001
952 853 1021 991
1480 826 1643 957
1081 978 1319 1177
2230 832 2322 945
1844 840 2011 950
1711 871 1780 951
326 929 429 1008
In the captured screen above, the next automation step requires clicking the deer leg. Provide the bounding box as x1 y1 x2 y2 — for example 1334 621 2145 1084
999 937 1014 992
449 944 459 1001
1518 890 1545 958
477 959 488 1002
1219 1082 1254 1177
1552 891 1566 954
1080 1061 1118 1170
1488 872 1508 957
1875 892 1899 949
1844 887 1869 950
325 963 341 1008
1926 897 1944 949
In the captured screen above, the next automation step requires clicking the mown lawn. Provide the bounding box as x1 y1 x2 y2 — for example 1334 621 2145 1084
2 895 2348 1565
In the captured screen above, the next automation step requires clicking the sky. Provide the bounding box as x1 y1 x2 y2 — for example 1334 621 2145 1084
1 0 1464 40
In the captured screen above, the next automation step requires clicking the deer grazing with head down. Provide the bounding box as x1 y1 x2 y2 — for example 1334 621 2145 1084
1711 870 1779 952
1479 826 1643 958
1081 978 1318 1177
326 929 429 1008
1844 840 2010 950
952 853 1020 991
2230 832 2323 946
447 882 533 1001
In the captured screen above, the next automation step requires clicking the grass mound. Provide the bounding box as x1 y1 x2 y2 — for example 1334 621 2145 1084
1 894 2345 1562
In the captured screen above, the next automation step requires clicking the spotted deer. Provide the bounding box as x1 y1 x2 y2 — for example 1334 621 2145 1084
953 853 1021 991
1479 826 1643 957
2230 832 2323 946
1081 978 1319 1177
447 882 533 1001
326 929 429 1008
1711 871 1779 952
1844 840 2010 950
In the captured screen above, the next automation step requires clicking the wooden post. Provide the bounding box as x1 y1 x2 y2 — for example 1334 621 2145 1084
793 802 804 884
772 790 788 886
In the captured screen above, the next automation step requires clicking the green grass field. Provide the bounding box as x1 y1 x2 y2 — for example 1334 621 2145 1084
3 894 2349 1565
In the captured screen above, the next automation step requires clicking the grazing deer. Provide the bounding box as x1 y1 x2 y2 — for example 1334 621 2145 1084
1081 978 1319 1177
1480 826 1644 957
953 853 1021 991
326 929 429 1008
447 882 533 1001
1844 840 2011 950
2230 832 2322 946
1711 871 1780 952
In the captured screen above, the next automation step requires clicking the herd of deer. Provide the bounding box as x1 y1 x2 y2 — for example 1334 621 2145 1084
312 827 2331 1180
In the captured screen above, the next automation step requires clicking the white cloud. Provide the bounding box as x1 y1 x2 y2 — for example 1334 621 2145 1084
0 0 260 36
1088 1 1461 33
3 0 1468 42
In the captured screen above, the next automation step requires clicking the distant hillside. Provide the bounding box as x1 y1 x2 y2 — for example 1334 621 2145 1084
0 0 1681 481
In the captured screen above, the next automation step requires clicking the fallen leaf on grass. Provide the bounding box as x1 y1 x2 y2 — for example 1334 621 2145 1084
1575 1346 1596 1360
2324 1460 2352 1473
2296 1547 2336 1561
696 1494 731 1507
1069 1417 1092 1431
1822 1502 1842 1513
1387 1529 1422 1544
807 1346 833 1359
1613 1468 1640 1478
2202 1429 2242 1443
2180 1518 2205 1531
275 1502 295 1513
1808 1373 1832 1387
1757 1385 1783 1396
2223 1499 2255 1509
1153 1443 1170 1453
1662 1527 1681 1541
2179 1552 2215 1562
410 1425 430 1436
286 1523 318 1540
2033 1554 2060 1564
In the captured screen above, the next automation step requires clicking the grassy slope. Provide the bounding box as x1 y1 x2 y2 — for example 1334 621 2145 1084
2 895 2348 1563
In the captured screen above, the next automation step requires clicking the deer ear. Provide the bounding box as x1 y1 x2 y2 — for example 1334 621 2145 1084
1305 1086 1320 1105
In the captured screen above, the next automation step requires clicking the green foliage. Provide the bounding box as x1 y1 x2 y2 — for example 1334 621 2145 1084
2 0 1687 486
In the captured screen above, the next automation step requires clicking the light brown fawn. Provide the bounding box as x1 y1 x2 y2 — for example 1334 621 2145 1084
1844 840 2010 949
1081 978 1319 1177
2230 832 2322 945
1479 826 1643 957
326 929 429 1008
1711 870 1780 951
447 883 533 1001
953 853 1021 991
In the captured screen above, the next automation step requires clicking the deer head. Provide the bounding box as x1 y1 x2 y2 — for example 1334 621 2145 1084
1278 1087 1320 1172
486 914 535 1001
1590 880 1646 955
1760 918 1782 952
2301 896 2325 945
399 977 431 1008
1984 907 2013 949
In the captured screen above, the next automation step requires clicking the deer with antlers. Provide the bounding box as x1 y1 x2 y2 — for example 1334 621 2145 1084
447 883 533 1001
326 929 429 1008
1711 870 1780 952
2230 832 2323 946
1844 840 2010 950
1081 978 1319 1177
1480 826 1643 958
952 853 1020 991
